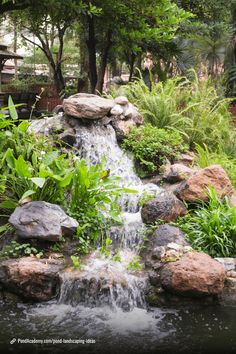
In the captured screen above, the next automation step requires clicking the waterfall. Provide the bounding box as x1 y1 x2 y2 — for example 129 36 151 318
59 121 162 310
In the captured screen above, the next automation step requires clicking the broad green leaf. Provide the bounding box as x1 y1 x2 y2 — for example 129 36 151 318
15 155 32 178
0 200 17 209
31 177 46 188
42 151 58 166
8 96 18 120
18 120 29 133
31 151 38 167
0 120 12 129
38 165 53 178
4 148 16 169
0 224 10 234
58 172 73 187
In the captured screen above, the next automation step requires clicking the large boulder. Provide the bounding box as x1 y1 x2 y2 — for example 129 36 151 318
160 252 226 297
9 201 78 242
149 224 189 248
63 93 114 119
141 191 187 224
0 257 64 301
174 165 233 202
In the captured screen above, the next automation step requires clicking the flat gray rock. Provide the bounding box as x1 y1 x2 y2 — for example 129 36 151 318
63 93 114 119
9 201 78 241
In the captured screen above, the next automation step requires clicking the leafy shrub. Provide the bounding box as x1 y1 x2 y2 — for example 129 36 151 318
122 124 188 176
0 148 73 210
174 188 236 257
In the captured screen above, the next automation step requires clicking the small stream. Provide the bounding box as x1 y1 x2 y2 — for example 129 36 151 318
1 120 236 354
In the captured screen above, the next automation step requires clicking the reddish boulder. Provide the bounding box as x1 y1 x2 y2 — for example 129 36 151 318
0 257 64 301
160 252 226 296
175 165 233 202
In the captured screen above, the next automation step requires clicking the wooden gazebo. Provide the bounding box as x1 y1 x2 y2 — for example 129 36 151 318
0 43 23 91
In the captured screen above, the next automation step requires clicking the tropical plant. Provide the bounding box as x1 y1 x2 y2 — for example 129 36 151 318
64 158 130 253
0 148 73 211
174 188 236 257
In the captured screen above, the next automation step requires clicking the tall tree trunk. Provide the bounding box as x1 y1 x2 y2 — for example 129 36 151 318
96 30 112 93
86 16 97 93
78 37 89 92
53 66 65 95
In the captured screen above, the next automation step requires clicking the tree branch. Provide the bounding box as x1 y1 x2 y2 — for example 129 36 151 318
21 34 43 51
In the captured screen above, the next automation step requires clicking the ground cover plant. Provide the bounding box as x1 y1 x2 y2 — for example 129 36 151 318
122 124 188 177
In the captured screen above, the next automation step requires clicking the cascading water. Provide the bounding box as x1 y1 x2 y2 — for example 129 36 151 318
1 118 236 354
59 121 162 311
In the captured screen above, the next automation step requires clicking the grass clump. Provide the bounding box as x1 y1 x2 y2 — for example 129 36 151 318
174 188 236 258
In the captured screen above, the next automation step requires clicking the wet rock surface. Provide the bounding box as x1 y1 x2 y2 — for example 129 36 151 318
9 201 78 242
0 257 64 301
215 258 236 305
174 165 233 202
160 252 226 297
59 256 147 311
141 191 187 223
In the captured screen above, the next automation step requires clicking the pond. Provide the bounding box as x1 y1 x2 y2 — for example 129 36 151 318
0 300 235 354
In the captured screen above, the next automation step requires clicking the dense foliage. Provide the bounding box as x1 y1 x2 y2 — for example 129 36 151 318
122 124 187 177
123 73 234 151
0 102 126 255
